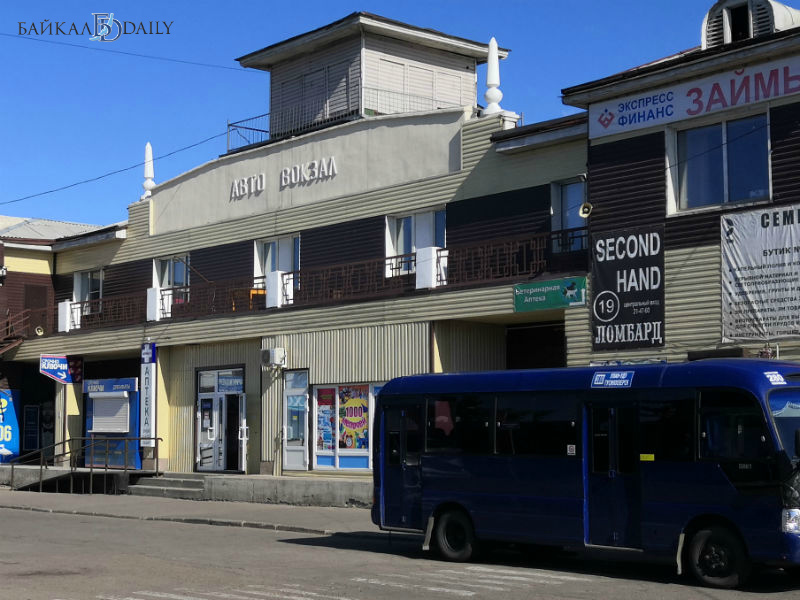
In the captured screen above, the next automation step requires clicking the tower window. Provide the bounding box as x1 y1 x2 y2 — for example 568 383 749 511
729 4 751 42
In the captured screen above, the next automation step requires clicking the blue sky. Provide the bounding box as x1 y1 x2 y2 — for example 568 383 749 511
0 0 722 226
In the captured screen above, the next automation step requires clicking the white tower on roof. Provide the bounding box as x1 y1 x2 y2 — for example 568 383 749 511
483 37 503 115
141 142 156 200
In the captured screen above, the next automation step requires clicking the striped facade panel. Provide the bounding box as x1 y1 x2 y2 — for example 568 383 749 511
55 241 123 275
771 101 800 205
53 274 72 303
461 115 502 171
103 259 152 297
433 320 506 372
301 216 384 268
363 34 475 107
162 340 262 473
565 245 726 366
269 38 360 124
190 240 252 282
273 321 429 383
588 132 666 234
447 185 551 246
0 242 4 264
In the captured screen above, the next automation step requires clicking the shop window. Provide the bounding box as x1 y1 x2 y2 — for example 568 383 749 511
674 114 769 210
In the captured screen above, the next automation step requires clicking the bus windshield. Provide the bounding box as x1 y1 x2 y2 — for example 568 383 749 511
769 389 800 459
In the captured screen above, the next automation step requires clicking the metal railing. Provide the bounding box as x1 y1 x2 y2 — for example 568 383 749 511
283 253 417 307
161 276 266 320
226 82 464 151
70 293 148 331
2 307 57 341
437 227 589 287
9 436 161 494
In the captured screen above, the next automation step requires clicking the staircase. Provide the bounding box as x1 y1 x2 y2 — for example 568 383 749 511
1 309 36 356
128 472 207 500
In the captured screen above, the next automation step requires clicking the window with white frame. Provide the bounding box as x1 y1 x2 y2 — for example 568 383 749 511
386 209 445 275
157 255 190 304
73 268 103 315
551 180 587 252
674 113 769 211
256 235 300 290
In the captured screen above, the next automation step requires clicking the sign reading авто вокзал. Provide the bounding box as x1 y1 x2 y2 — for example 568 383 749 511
722 204 800 342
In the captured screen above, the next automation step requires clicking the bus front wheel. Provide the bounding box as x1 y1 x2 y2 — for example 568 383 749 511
435 510 477 562
686 526 751 589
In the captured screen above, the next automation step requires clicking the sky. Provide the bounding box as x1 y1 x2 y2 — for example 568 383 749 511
0 0 729 227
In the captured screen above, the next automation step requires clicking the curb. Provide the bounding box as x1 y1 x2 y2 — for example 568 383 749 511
0 503 335 535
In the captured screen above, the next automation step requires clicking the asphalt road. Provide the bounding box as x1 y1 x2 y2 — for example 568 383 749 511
1 507 799 600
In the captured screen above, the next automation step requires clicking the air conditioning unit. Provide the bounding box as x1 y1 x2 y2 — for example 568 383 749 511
261 347 286 368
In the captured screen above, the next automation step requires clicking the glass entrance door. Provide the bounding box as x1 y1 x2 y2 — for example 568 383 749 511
283 370 309 471
197 394 225 471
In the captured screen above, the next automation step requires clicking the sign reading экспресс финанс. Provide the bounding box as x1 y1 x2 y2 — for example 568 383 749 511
722 203 800 342
19 13 172 42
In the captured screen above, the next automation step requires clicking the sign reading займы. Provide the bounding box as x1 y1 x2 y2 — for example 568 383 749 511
514 277 587 312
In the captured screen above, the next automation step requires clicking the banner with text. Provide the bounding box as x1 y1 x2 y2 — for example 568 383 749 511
722 204 800 341
591 225 665 351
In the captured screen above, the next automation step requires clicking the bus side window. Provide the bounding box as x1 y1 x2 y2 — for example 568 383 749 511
639 393 695 461
427 395 493 454
699 389 770 461
387 408 402 466
405 409 423 466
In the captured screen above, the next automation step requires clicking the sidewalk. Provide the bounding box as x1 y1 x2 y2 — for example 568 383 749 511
0 488 377 537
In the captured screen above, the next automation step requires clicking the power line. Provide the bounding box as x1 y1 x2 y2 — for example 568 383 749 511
0 131 227 206
0 31 259 74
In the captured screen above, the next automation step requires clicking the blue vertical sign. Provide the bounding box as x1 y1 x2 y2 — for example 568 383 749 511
140 343 157 447
0 390 21 462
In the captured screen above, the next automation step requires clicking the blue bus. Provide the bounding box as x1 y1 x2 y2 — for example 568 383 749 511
371 359 800 588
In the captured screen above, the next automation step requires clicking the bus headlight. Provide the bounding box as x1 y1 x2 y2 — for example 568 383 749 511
782 509 800 533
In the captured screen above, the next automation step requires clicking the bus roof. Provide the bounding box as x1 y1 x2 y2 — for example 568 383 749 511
378 358 800 398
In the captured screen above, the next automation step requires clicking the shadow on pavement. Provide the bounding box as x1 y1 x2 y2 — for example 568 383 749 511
282 532 800 593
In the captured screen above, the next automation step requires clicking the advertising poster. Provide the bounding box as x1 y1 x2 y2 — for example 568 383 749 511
339 385 369 450
514 277 587 312
0 390 21 462
591 225 665 350
722 203 800 341
316 388 335 451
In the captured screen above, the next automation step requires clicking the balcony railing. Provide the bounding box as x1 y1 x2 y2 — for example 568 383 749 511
70 293 147 331
283 253 417 307
160 276 266 320
226 84 463 152
25 228 587 339
438 227 589 287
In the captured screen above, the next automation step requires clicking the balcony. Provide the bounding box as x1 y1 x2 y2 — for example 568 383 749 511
226 86 462 152
31 228 586 338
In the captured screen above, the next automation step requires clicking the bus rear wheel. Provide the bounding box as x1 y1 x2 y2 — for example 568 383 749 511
435 510 477 562
687 526 751 589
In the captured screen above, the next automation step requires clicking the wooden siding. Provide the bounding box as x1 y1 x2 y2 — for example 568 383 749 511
190 240 252 282
588 132 666 235
103 259 152 297
0 272 54 317
301 216 384 268
433 320 505 372
771 101 800 205
446 185 551 246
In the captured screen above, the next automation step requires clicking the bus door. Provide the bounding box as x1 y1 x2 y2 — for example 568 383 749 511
587 402 641 548
381 403 424 530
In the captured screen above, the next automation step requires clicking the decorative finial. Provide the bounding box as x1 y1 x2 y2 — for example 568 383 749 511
483 37 503 115
141 142 156 200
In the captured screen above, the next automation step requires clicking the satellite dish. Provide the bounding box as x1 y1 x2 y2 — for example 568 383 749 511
34 326 45 336
578 201 593 219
